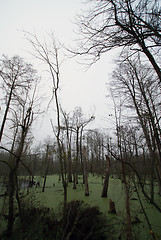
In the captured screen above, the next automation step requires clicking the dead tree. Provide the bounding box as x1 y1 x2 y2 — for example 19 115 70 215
0 55 37 142
101 155 111 197
42 145 50 192
76 0 161 83
7 106 33 236
83 146 89 196
27 32 68 208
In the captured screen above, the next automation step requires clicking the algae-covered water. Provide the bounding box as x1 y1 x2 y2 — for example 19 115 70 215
0 174 161 239
24 174 161 239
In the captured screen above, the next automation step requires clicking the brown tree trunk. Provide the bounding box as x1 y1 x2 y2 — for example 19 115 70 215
72 158 77 189
42 145 50 193
121 158 133 240
7 169 16 235
7 107 33 236
73 173 77 189
101 155 111 197
76 128 79 184
140 40 161 83
133 180 155 240
128 87 161 198
0 82 15 142
67 149 72 182
83 146 89 196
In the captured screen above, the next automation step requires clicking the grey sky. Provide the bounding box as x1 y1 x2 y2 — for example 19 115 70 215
0 0 116 143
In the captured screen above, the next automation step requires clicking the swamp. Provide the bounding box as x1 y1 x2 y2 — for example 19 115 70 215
0 171 161 239
0 1 161 239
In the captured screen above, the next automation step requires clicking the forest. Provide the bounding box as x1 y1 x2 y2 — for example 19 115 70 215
0 0 161 239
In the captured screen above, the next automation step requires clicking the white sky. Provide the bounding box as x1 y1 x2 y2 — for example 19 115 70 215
0 0 116 144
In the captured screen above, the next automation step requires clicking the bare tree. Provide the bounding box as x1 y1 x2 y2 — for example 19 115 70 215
84 129 106 175
79 114 95 182
111 54 161 198
27 33 68 207
0 55 38 142
60 109 75 183
69 107 94 188
101 155 111 197
83 146 90 196
42 145 50 192
113 98 133 240
76 0 161 82
4 86 37 236
0 55 40 236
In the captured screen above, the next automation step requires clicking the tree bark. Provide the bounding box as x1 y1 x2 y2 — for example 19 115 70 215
83 146 89 196
101 155 111 197
121 158 133 240
67 149 72 182
0 81 15 142
42 145 50 193
7 107 33 235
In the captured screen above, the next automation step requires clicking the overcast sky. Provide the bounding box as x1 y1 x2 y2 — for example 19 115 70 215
0 0 116 144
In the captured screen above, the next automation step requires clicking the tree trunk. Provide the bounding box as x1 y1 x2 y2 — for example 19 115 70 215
67 149 72 182
6 107 33 235
42 145 50 193
155 159 161 195
129 88 161 198
140 40 161 83
133 180 155 240
0 82 15 142
72 158 77 189
83 146 89 196
101 155 111 197
80 126 85 184
73 172 77 189
76 128 79 184
121 158 133 240
7 170 15 236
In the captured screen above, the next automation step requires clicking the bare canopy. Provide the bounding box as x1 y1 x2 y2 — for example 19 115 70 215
76 0 161 82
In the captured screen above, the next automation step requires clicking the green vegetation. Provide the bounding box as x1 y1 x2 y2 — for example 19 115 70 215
0 174 161 239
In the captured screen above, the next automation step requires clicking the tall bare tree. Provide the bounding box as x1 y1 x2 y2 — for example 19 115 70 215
101 155 111 197
68 107 94 188
112 97 133 240
76 0 161 82
0 54 40 236
60 109 75 183
27 33 68 206
0 55 37 142
111 54 161 198
2 83 38 236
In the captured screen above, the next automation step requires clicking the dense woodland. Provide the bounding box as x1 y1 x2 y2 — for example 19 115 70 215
0 0 161 239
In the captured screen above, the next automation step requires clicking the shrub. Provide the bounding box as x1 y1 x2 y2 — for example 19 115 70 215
60 200 114 240
2 199 115 240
